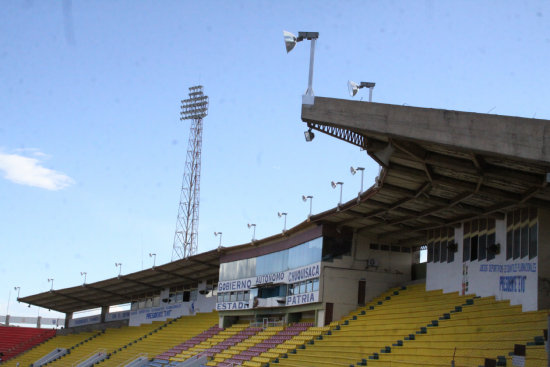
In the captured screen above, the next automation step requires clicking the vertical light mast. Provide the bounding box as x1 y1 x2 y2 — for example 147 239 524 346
172 85 209 260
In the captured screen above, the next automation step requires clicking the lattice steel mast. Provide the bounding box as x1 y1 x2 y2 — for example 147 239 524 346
171 85 209 260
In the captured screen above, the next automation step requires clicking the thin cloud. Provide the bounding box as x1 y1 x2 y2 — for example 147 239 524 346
0 150 74 190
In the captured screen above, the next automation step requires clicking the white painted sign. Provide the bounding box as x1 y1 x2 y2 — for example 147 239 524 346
105 310 130 322
427 220 539 311
216 262 321 311
215 301 250 311
286 291 319 306
69 315 100 327
217 262 321 293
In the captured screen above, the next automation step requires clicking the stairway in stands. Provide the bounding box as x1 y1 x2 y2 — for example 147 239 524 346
97 311 219 366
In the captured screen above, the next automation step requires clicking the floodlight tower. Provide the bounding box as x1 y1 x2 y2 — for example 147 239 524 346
171 85 209 260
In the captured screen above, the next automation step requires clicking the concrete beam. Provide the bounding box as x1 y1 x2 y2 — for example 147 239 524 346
302 97 550 165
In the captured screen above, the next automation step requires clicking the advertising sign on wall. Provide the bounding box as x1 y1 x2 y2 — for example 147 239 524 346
216 262 321 311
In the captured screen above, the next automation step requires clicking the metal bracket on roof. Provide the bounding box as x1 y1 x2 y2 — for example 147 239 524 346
306 122 367 150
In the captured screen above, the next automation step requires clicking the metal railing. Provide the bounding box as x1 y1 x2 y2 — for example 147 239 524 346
116 352 147 367
70 348 106 367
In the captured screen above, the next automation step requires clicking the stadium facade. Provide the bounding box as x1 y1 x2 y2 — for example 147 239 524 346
17 97 550 332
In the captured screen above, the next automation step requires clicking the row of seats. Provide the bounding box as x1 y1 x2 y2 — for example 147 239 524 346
0 326 56 361
4 285 547 367
3 312 219 367
1 330 102 367
269 283 548 367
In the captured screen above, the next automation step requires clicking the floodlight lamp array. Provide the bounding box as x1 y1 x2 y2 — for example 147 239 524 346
180 86 209 120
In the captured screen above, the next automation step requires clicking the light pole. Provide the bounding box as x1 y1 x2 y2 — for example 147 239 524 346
214 232 223 249
48 278 54 291
80 272 87 285
14 286 21 301
350 166 365 197
6 288 11 317
302 195 313 219
149 253 156 268
115 263 122 278
331 181 344 207
278 212 288 233
247 223 256 242
284 31 319 105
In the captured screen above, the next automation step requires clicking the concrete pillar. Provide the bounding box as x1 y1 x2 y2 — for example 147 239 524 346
5 315 9 326
546 313 549 367
65 312 73 329
538 209 550 310
37 316 41 328
100 306 109 323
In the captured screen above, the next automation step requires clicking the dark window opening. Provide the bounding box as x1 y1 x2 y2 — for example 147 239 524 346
427 243 434 263
520 208 529 258
323 236 352 260
506 212 513 260
433 241 440 263
529 208 538 259
470 236 478 261
513 209 521 259
258 285 287 298
447 228 455 263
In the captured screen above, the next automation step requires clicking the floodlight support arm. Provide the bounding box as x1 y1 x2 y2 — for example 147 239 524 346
305 38 316 97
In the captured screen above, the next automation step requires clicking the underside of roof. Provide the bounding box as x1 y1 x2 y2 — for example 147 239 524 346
303 97 550 245
18 250 221 314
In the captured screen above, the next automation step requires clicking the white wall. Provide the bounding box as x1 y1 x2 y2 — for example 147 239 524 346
129 287 217 326
321 233 413 323
426 220 539 311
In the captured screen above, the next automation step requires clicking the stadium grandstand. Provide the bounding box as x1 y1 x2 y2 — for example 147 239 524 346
1 96 549 367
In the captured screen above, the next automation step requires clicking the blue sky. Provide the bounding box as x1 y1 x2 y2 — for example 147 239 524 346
1 1 549 321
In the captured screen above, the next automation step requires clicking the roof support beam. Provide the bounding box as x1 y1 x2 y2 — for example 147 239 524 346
153 267 198 282
391 139 433 182
83 284 128 300
118 276 163 292
50 290 102 309
184 258 219 269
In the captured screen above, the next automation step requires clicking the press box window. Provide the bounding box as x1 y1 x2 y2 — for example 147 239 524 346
506 208 537 260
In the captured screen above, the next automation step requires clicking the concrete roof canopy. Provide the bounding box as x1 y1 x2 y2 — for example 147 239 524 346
19 97 550 314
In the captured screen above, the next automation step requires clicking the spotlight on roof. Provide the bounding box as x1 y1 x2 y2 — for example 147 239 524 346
331 181 344 207
304 128 315 142
284 31 298 53
214 232 223 249
283 31 318 53
284 30 319 104
247 223 257 242
302 195 313 218
350 166 365 197
278 212 288 233
348 80 376 102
